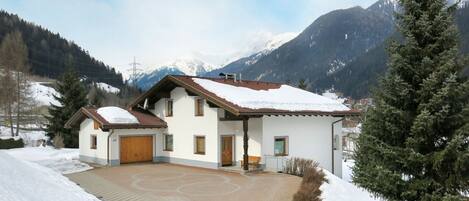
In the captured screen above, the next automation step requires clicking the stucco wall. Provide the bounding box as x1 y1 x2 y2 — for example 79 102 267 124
261 116 343 177
79 118 109 165
151 87 220 168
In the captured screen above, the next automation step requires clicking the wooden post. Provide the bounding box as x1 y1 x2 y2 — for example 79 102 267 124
243 116 249 171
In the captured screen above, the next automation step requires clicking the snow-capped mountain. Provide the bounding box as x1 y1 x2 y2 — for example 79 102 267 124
134 57 215 90
162 57 215 76
204 32 297 77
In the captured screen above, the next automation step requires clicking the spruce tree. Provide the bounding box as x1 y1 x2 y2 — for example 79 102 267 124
45 64 87 148
353 0 469 200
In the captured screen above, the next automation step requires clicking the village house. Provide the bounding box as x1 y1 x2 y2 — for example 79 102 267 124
65 75 359 177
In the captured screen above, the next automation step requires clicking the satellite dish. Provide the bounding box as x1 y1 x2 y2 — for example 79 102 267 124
143 98 149 110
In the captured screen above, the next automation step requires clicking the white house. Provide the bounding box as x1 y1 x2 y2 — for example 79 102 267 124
65 75 359 177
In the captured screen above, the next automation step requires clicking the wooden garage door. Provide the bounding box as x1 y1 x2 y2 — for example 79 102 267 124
120 136 153 164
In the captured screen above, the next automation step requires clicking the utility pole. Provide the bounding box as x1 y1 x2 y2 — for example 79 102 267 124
128 56 142 86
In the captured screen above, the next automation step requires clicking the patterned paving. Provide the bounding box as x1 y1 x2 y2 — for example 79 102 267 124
67 163 300 201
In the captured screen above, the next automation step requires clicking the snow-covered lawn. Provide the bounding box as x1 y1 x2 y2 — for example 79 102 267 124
342 159 355 183
4 146 92 174
322 169 379 201
0 151 98 201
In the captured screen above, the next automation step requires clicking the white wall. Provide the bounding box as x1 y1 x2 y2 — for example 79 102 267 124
79 118 109 164
151 87 220 165
262 116 343 177
217 113 263 163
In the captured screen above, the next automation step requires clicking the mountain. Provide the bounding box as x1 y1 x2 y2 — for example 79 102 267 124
134 67 185 90
0 10 124 88
204 32 297 77
135 33 297 90
320 4 469 98
212 0 396 89
134 57 213 90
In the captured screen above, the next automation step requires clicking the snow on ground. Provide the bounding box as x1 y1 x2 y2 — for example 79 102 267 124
0 151 98 201
96 106 139 124
322 168 379 201
342 159 355 183
193 78 350 112
0 126 48 146
30 81 60 106
4 146 92 174
96 82 120 93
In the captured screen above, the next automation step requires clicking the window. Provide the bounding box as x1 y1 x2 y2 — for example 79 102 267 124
90 135 97 149
274 136 288 156
164 134 173 151
166 99 173 117
195 98 204 116
194 136 205 155
93 121 100 130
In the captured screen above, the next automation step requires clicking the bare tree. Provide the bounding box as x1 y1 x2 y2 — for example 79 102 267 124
0 31 30 137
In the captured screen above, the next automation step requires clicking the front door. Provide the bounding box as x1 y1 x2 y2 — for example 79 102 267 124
221 136 233 166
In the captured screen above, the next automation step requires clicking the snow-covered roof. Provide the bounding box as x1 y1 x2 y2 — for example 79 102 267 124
96 107 139 124
192 78 349 112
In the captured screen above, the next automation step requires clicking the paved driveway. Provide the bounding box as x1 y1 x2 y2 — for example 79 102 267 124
67 163 301 201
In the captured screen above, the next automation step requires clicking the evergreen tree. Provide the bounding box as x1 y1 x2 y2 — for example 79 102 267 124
353 1 469 200
45 63 87 148
298 79 307 90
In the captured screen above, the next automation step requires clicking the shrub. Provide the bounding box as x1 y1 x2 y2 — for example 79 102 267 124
52 134 64 149
293 166 328 201
0 138 25 149
284 157 315 177
284 158 328 201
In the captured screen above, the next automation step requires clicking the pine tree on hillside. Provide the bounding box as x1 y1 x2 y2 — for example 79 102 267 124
353 0 469 200
45 62 87 148
298 79 307 90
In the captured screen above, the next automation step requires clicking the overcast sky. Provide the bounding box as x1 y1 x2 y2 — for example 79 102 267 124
0 0 377 74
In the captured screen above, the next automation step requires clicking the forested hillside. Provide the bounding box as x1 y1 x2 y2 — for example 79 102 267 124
0 11 124 88
321 5 469 98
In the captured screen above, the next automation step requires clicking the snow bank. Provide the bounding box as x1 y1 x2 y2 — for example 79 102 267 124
96 82 120 93
30 82 60 106
5 147 92 174
193 78 350 112
97 106 139 124
0 151 98 201
322 168 379 201
342 160 355 183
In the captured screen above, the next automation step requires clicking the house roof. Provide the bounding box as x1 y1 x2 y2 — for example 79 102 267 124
129 75 360 116
65 106 167 130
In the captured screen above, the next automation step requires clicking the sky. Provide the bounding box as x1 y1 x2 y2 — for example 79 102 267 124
0 0 377 75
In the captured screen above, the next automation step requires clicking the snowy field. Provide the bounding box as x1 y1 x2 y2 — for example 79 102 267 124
322 163 379 201
0 151 98 201
4 146 92 174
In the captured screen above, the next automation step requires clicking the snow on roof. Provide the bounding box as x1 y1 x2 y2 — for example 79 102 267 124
193 78 350 112
96 107 139 124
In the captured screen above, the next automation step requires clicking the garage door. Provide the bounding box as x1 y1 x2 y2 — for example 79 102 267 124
120 136 153 164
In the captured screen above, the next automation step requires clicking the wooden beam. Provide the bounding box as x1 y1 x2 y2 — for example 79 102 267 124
185 89 198 96
243 116 249 171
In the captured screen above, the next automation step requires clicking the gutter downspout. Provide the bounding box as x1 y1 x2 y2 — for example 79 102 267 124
107 129 115 166
331 118 344 174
